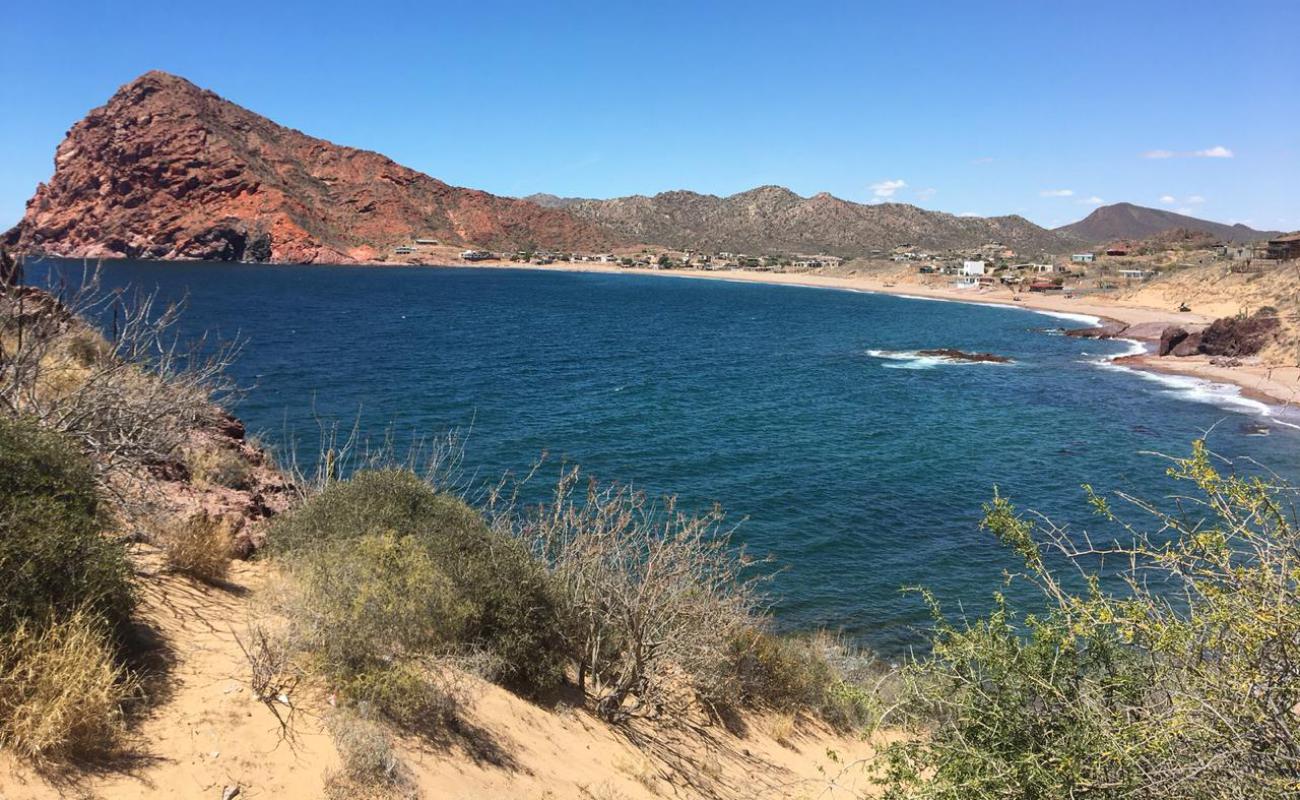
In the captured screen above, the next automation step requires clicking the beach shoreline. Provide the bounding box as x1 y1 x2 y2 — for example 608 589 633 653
451 259 1299 411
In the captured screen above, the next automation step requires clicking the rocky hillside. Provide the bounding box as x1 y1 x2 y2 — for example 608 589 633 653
1056 202 1279 245
535 186 1076 257
5 72 617 264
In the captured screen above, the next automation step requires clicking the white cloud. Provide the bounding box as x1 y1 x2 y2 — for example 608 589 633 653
1186 194 1206 204
1176 208 1196 216
870 179 906 199
1159 194 1177 204
915 187 937 201
1080 196 1105 205
1040 188 1074 197
957 211 981 218
1143 146 1233 159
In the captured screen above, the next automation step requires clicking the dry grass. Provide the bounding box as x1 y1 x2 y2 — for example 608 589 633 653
323 710 415 800
760 712 798 748
0 609 138 761
162 512 234 583
185 444 253 489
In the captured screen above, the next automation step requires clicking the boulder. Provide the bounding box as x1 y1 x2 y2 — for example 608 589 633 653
1170 331 1202 357
1198 310 1281 357
1158 326 1190 356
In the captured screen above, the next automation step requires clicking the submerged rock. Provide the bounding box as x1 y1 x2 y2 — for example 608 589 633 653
916 348 1013 363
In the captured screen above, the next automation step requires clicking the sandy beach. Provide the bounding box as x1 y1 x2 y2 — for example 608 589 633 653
445 259 1299 412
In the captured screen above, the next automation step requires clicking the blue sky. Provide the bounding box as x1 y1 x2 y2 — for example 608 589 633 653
2 0 1297 231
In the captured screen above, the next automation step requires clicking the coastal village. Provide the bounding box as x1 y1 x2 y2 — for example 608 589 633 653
377 229 1300 311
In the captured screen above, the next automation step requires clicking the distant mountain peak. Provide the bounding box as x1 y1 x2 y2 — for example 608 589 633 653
1056 203 1278 244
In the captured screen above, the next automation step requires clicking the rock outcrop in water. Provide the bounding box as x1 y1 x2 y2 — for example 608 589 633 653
4 72 617 263
916 348 1013 363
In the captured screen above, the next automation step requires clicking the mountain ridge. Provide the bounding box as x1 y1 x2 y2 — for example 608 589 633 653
525 185 1076 256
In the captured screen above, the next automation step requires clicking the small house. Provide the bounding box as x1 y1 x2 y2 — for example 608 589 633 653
960 260 986 276
1071 253 1095 263
1265 233 1300 261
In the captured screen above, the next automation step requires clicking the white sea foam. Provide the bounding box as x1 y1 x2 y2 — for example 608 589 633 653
1088 339 1290 420
867 349 1014 370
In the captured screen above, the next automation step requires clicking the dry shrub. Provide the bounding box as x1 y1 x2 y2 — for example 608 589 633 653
521 467 761 721
323 710 415 800
162 512 234 583
759 712 797 747
185 444 253 489
0 273 240 484
0 609 138 761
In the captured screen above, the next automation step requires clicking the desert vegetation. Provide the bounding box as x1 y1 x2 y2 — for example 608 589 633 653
875 441 1300 798
0 415 137 760
0 272 240 763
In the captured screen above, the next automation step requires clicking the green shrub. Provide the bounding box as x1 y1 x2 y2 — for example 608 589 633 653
270 470 567 694
729 629 836 711
728 629 882 731
288 532 468 672
0 415 133 635
881 441 1300 798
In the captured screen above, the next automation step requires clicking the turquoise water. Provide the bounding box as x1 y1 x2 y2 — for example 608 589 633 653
32 261 1300 654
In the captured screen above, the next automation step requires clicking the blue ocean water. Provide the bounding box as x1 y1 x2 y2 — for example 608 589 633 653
31 261 1300 654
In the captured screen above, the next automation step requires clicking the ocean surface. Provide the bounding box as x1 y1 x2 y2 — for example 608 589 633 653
31 260 1300 655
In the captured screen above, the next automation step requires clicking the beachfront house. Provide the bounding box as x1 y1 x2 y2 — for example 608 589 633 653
1071 253 1095 263
960 260 986 276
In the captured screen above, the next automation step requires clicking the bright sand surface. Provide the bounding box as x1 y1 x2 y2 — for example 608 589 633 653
451 260 1300 411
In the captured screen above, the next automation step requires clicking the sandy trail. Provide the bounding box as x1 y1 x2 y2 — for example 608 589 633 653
0 549 889 800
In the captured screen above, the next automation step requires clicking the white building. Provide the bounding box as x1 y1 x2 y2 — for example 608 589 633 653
960 260 986 276
1071 253 1095 263
1117 268 1153 280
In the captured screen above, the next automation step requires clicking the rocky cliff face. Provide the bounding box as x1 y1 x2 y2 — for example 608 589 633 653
6 72 616 263
544 186 1076 256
